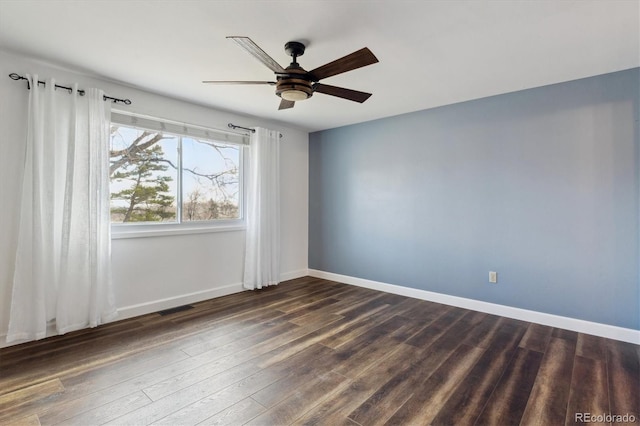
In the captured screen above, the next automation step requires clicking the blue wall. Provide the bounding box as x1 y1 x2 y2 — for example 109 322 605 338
309 68 639 330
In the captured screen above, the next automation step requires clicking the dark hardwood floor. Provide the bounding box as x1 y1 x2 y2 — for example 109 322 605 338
0 277 638 425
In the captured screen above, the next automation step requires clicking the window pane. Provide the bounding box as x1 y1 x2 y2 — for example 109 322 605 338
109 125 178 223
181 137 240 221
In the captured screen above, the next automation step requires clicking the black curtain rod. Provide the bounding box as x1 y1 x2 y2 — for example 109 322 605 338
9 73 132 105
228 122 283 138
228 123 255 133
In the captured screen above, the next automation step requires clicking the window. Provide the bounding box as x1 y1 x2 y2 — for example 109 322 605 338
109 112 248 234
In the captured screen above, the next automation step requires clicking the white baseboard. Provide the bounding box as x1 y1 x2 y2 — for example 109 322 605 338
280 269 309 282
4 269 636 348
308 269 640 345
116 282 245 321
0 283 246 348
119 268 308 321
1 268 311 348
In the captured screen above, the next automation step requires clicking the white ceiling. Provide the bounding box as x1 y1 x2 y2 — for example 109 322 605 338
0 0 638 132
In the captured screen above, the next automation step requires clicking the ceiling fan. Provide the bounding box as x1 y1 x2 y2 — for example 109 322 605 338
203 36 379 110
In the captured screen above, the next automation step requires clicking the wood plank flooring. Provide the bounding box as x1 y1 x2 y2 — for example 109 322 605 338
1 277 638 425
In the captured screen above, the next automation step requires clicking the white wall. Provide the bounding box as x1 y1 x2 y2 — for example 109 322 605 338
0 49 309 344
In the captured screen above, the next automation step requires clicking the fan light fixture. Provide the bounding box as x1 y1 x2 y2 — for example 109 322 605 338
276 77 313 102
281 89 309 102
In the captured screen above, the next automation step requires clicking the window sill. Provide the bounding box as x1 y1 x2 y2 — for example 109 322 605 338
111 222 245 239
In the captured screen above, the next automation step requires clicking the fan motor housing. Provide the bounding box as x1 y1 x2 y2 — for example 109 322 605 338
276 67 313 100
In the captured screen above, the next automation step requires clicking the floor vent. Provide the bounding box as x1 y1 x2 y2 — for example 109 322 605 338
158 305 195 316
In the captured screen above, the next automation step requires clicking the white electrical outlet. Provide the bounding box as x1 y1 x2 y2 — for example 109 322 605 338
489 271 498 283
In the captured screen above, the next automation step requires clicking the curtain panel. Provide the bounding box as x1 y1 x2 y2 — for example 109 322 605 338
243 127 281 290
7 75 117 343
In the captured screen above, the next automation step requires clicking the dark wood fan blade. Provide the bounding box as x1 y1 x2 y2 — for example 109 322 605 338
227 36 285 73
308 48 378 81
202 81 276 85
313 83 372 103
279 99 295 110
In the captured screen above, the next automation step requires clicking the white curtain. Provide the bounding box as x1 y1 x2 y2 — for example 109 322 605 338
7 75 117 343
243 127 280 290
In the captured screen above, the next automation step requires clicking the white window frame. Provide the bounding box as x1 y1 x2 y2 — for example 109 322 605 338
109 111 249 239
